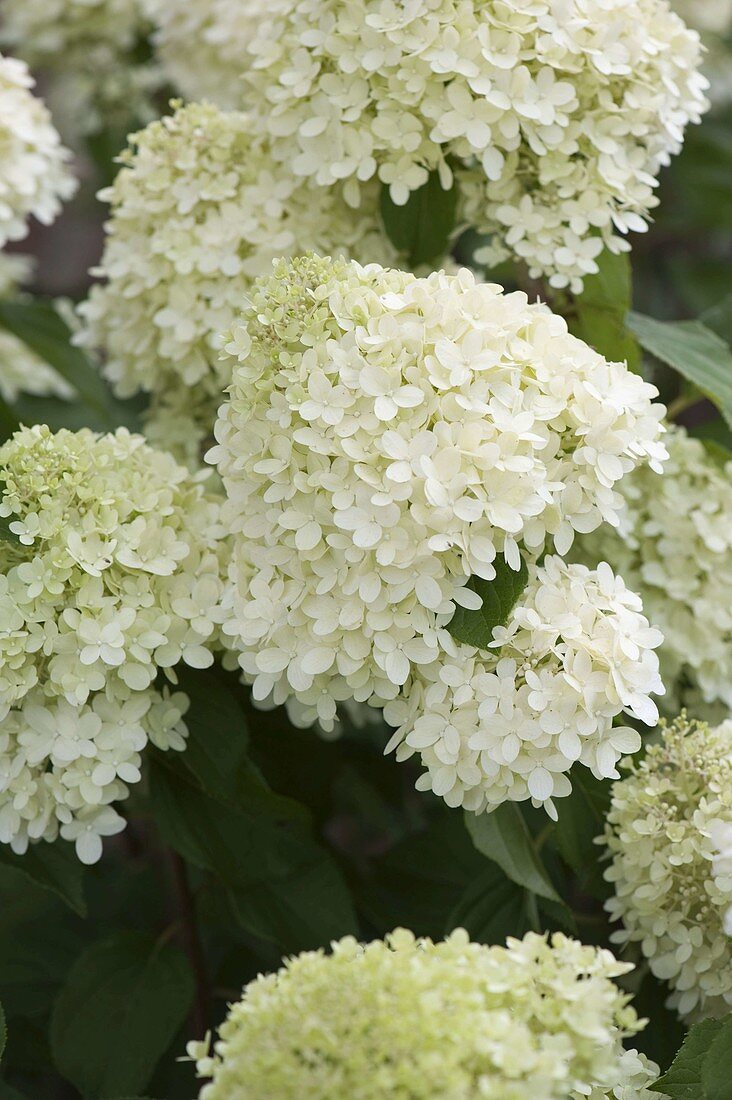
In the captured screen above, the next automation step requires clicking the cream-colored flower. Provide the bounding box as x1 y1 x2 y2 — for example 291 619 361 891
212 256 665 776
0 54 76 246
190 928 658 1100
0 425 225 862
77 100 400 466
1 0 162 139
575 424 732 720
603 714 732 1020
242 0 708 291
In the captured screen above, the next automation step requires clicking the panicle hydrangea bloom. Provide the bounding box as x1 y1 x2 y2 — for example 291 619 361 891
0 0 162 139
0 54 76 247
211 255 665 746
0 425 226 863
189 928 658 1100
143 0 289 108
77 100 399 466
243 0 708 292
602 714 732 1020
0 253 71 403
710 819 732 937
575 424 732 719
383 556 663 819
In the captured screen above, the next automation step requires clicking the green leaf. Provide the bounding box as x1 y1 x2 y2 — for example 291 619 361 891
552 768 611 898
0 396 19 442
627 311 732 428
446 865 531 944
651 1017 727 1098
465 804 562 904
701 292 732 347
0 1001 5 1061
701 1015 732 1100
569 251 641 369
50 932 194 1100
149 755 358 952
0 1084 29 1099
0 842 86 916
0 299 135 431
447 555 529 649
380 170 458 267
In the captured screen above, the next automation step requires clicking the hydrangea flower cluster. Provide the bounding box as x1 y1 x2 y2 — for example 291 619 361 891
602 714 732 1020
78 101 399 466
212 253 669 809
189 928 658 1099
0 425 225 863
0 253 71 403
144 0 288 108
242 0 708 291
0 54 76 247
575 425 732 719
383 556 663 818
0 0 161 139
711 820 732 937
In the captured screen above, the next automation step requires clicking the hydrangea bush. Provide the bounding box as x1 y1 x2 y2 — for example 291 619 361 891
0 1 731 1098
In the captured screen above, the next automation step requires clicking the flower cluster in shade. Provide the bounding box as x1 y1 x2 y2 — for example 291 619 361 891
383 556 663 818
575 424 732 721
0 54 76 247
0 0 162 140
189 928 659 1099
0 425 226 863
602 714 732 1021
242 0 708 292
0 254 71 404
143 0 288 109
211 254 666 813
77 100 400 467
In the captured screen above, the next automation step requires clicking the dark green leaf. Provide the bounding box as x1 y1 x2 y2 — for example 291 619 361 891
0 1083 29 1099
447 555 529 649
0 299 135 430
380 170 458 267
552 768 611 898
0 396 19 441
701 1015 732 1100
627 311 732 428
445 865 530 944
0 842 85 916
465 804 562 903
50 932 194 1100
569 251 641 369
148 755 358 951
701 292 732 347
651 1017 727 1098
0 1001 5 1062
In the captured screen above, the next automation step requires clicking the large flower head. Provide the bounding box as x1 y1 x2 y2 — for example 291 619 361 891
144 0 288 108
603 714 732 1020
77 100 399 466
0 253 71 403
242 0 708 292
212 254 665 738
0 0 161 139
383 556 663 818
575 424 732 720
0 54 76 246
0 425 226 862
189 928 658 1100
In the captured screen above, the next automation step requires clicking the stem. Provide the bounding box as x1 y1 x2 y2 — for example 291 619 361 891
169 851 210 1037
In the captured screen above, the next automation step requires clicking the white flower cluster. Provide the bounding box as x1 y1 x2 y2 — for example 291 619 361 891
603 714 732 1020
0 253 71 403
384 556 663 818
191 928 658 1100
0 54 76 247
575 425 732 719
243 0 708 291
78 100 399 466
212 255 665 806
143 0 288 108
1 0 161 139
0 425 225 863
